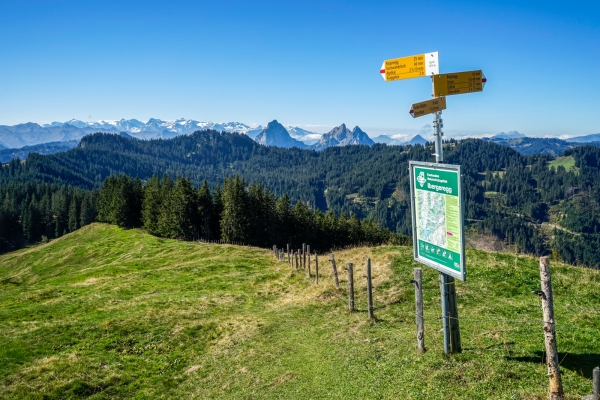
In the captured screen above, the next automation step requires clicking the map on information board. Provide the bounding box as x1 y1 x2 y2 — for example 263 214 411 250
410 161 465 281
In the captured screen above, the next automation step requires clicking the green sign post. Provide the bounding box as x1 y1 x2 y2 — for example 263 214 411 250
409 161 465 281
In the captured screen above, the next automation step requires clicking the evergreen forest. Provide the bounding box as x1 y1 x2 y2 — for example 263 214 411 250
1 130 600 268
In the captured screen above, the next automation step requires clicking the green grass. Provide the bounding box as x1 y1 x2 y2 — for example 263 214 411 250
548 156 578 173
1 223 599 399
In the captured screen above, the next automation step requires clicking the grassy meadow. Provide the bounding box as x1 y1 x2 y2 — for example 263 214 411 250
0 223 599 399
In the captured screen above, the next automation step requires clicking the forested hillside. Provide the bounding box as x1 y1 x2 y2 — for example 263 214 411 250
1 130 600 267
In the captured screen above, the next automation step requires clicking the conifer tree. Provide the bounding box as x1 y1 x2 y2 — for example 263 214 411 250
68 196 79 232
220 176 249 242
142 175 162 235
197 179 213 240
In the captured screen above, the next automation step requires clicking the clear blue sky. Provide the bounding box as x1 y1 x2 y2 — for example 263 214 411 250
1 0 599 138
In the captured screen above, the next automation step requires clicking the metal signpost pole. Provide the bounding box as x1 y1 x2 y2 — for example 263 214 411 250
382 52 476 355
432 106 451 355
432 83 460 354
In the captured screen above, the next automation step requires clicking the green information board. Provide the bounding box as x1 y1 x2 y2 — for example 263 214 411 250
409 161 465 281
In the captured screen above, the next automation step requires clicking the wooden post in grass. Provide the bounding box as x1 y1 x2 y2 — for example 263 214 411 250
302 243 306 268
347 263 355 311
539 257 564 400
331 253 340 289
413 268 425 353
366 258 374 319
584 366 600 400
294 251 298 269
595 367 600 399
315 254 319 284
307 245 311 278
287 244 290 264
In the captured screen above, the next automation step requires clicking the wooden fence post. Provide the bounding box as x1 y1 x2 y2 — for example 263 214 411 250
295 251 299 269
287 244 290 264
585 366 600 399
307 245 311 278
302 243 306 268
331 253 340 289
413 268 425 353
539 256 564 400
347 262 354 312
595 366 600 399
315 254 319 285
366 258 374 319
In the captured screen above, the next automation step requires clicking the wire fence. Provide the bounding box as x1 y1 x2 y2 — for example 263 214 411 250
267 244 566 355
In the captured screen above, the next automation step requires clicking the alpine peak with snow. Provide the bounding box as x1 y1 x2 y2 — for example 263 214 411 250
0 118 379 151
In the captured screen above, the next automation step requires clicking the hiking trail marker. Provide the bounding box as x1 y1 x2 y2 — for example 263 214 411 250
410 97 447 118
433 70 487 97
380 51 488 355
409 161 465 281
380 52 439 82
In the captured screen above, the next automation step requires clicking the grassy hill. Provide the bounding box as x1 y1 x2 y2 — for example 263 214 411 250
1 224 598 399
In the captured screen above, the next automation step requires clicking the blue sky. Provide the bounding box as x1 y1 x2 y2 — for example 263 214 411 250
0 0 599 139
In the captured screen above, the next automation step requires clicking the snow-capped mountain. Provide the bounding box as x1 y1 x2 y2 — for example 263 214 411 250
0 118 270 148
1 118 371 151
254 120 308 149
287 126 321 145
312 124 374 150
42 119 260 140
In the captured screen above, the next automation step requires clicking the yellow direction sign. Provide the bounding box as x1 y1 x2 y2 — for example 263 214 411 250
380 52 439 82
409 97 447 118
433 70 487 97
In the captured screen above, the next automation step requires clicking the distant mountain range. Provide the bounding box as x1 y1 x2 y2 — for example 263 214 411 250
486 131 600 156
372 134 428 146
254 121 378 150
0 119 431 160
492 131 526 140
1 119 598 160
0 141 79 163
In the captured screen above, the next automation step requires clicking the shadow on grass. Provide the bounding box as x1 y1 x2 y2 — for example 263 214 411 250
509 351 600 378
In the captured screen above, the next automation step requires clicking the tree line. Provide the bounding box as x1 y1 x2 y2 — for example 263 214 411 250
96 174 406 251
0 181 97 252
2 131 600 267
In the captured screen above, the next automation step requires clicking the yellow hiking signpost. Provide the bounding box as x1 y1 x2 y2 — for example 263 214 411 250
433 70 487 97
409 97 446 118
379 51 488 355
379 52 439 82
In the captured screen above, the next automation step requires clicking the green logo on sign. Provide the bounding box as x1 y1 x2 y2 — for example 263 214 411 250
417 171 426 187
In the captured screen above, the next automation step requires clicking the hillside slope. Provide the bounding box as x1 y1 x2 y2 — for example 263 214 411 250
1 224 598 399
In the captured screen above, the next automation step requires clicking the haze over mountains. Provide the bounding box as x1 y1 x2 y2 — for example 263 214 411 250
0 118 599 159
0 118 403 152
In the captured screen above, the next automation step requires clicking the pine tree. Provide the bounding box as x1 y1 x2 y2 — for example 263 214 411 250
197 180 213 240
68 196 79 232
220 176 249 243
79 191 97 227
142 175 162 234
157 177 198 240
